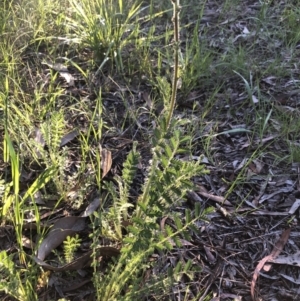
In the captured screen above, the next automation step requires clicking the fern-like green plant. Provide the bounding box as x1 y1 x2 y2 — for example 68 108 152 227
40 110 65 163
99 142 140 241
63 234 82 263
92 116 209 301
34 109 72 197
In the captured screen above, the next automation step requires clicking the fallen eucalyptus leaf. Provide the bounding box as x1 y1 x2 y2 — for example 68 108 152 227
60 130 79 147
34 246 120 271
81 197 101 217
37 216 85 261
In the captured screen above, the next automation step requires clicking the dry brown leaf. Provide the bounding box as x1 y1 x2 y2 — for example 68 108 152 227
34 250 93 271
220 294 241 301
267 250 300 267
42 61 74 86
241 135 277 149
59 71 75 86
203 245 216 263
81 197 101 217
32 127 45 158
142 91 153 109
60 130 79 147
22 236 35 249
289 199 300 215
42 61 68 72
196 190 232 206
259 186 293 204
24 208 64 224
34 246 120 271
249 210 288 216
262 76 277 86
251 159 264 174
37 216 86 261
251 94 259 104
251 228 291 301
100 146 112 178
279 273 300 284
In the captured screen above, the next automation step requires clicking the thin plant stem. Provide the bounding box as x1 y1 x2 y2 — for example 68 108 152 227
166 0 181 129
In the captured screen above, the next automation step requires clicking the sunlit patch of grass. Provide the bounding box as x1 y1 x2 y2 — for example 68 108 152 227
64 0 144 71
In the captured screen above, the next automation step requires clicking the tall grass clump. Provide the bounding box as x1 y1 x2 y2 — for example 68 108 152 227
67 0 143 71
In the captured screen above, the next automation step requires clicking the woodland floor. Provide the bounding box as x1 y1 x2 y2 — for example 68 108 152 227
1 0 300 300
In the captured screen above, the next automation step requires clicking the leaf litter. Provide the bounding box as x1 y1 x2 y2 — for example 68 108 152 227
2 0 300 300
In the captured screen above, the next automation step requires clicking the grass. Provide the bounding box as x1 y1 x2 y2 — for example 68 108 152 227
1 0 300 300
